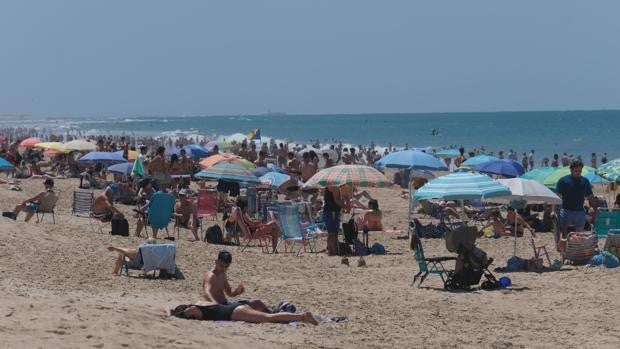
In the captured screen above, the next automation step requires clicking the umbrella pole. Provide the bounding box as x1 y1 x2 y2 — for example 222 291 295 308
408 179 412 224
513 210 518 257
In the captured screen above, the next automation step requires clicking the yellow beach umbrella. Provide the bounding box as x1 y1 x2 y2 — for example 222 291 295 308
64 139 96 152
34 142 68 153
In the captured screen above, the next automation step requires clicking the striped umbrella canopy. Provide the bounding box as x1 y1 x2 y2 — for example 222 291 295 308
304 165 391 188
596 159 620 183
259 172 291 189
195 162 260 183
520 167 557 183
472 159 525 178
64 139 96 151
375 150 448 170
413 172 511 201
435 149 461 158
462 155 500 166
199 153 241 169
0 157 14 168
19 137 42 148
543 166 596 189
35 142 68 153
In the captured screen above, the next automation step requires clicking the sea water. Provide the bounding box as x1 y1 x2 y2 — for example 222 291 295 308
2 110 618 161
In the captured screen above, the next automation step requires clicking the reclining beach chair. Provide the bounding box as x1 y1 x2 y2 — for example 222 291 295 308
123 243 177 277
276 203 320 256
195 189 219 239
35 190 60 224
229 206 273 253
603 229 620 258
145 192 176 238
410 219 456 288
562 232 599 265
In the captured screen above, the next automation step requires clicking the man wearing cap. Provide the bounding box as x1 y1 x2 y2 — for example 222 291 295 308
8 179 57 222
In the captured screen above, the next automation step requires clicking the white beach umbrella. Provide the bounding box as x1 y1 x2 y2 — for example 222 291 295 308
491 178 562 205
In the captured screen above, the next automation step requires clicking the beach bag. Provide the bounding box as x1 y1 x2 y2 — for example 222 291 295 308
205 225 224 244
370 242 386 255
110 218 129 236
342 218 358 244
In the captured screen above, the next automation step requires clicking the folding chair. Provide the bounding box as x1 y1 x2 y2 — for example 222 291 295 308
35 190 60 224
195 189 219 239
145 192 176 239
229 206 273 253
530 238 552 269
72 190 104 234
275 203 320 256
603 229 620 257
410 219 456 288
593 209 620 237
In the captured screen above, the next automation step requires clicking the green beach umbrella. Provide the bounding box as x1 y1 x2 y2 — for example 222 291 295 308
520 167 557 184
543 166 596 189
596 159 620 183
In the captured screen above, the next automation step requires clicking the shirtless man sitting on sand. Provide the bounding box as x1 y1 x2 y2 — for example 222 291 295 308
202 251 271 313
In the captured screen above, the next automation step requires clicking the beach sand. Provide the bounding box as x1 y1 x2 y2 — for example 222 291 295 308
1 178 618 349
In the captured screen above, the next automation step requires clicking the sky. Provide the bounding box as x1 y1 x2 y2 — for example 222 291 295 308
1 0 619 117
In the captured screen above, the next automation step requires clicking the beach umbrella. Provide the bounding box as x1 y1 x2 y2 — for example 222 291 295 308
435 149 461 158
19 137 42 148
413 172 511 201
461 155 499 167
205 140 233 149
252 166 272 177
132 156 145 177
543 166 596 189
472 159 525 178
304 165 391 188
179 144 210 159
375 150 448 171
34 142 68 153
0 157 14 168
199 153 241 169
78 151 128 164
44 149 64 157
596 159 620 183
107 162 134 175
64 139 96 151
114 150 138 161
195 162 260 183
584 171 609 185
520 167 557 184
259 172 291 189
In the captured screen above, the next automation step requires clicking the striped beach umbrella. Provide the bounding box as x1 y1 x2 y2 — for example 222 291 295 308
543 166 596 189
413 172 511 201
461 155 500 167
199 153 241 169
304 165 391 188
195 162 260 183
596 159 620 183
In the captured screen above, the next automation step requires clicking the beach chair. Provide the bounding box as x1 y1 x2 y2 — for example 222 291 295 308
419 200 441 219
72 190 94 217
195 189 219 239
229 206 272 253
562 232 599 265
145 192 176 238
602 230 620 258
275 203 320 256
35 190 60 224
410 219 456 288
123 243 177 277
593 209 620 237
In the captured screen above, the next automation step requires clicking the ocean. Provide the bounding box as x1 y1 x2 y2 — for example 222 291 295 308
2 110 619 162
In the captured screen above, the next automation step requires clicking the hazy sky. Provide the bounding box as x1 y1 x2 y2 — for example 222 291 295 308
1 1 619 117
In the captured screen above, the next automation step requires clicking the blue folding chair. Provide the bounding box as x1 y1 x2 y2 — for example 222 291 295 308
410 219 456 288
276 203 320 256
146 192 176 238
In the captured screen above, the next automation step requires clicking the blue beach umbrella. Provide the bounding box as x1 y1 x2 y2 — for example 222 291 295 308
175 144 210 159
584 171 609 185
259 172 291 189
375 150 447 170
413 172 511 201
78 151 128 164
435 149 461 158
461 155 500 167
0 157 14 168
472 159 525 178
596 159 620 183
107 162 134 175
195 162 260 183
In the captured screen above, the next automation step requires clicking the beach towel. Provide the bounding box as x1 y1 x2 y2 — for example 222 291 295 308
139 243 176 274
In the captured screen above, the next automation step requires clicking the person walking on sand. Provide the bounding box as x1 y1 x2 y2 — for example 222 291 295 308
556 159 597 236
202 250 271 313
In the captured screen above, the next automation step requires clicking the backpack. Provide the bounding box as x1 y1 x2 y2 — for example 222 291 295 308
110 218 129 236
204 225 224 244
342 218 358 244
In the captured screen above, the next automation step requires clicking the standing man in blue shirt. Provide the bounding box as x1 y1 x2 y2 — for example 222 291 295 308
555 159 596 236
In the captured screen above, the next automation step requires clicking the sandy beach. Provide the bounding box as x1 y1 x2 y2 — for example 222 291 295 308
1 177 618 349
